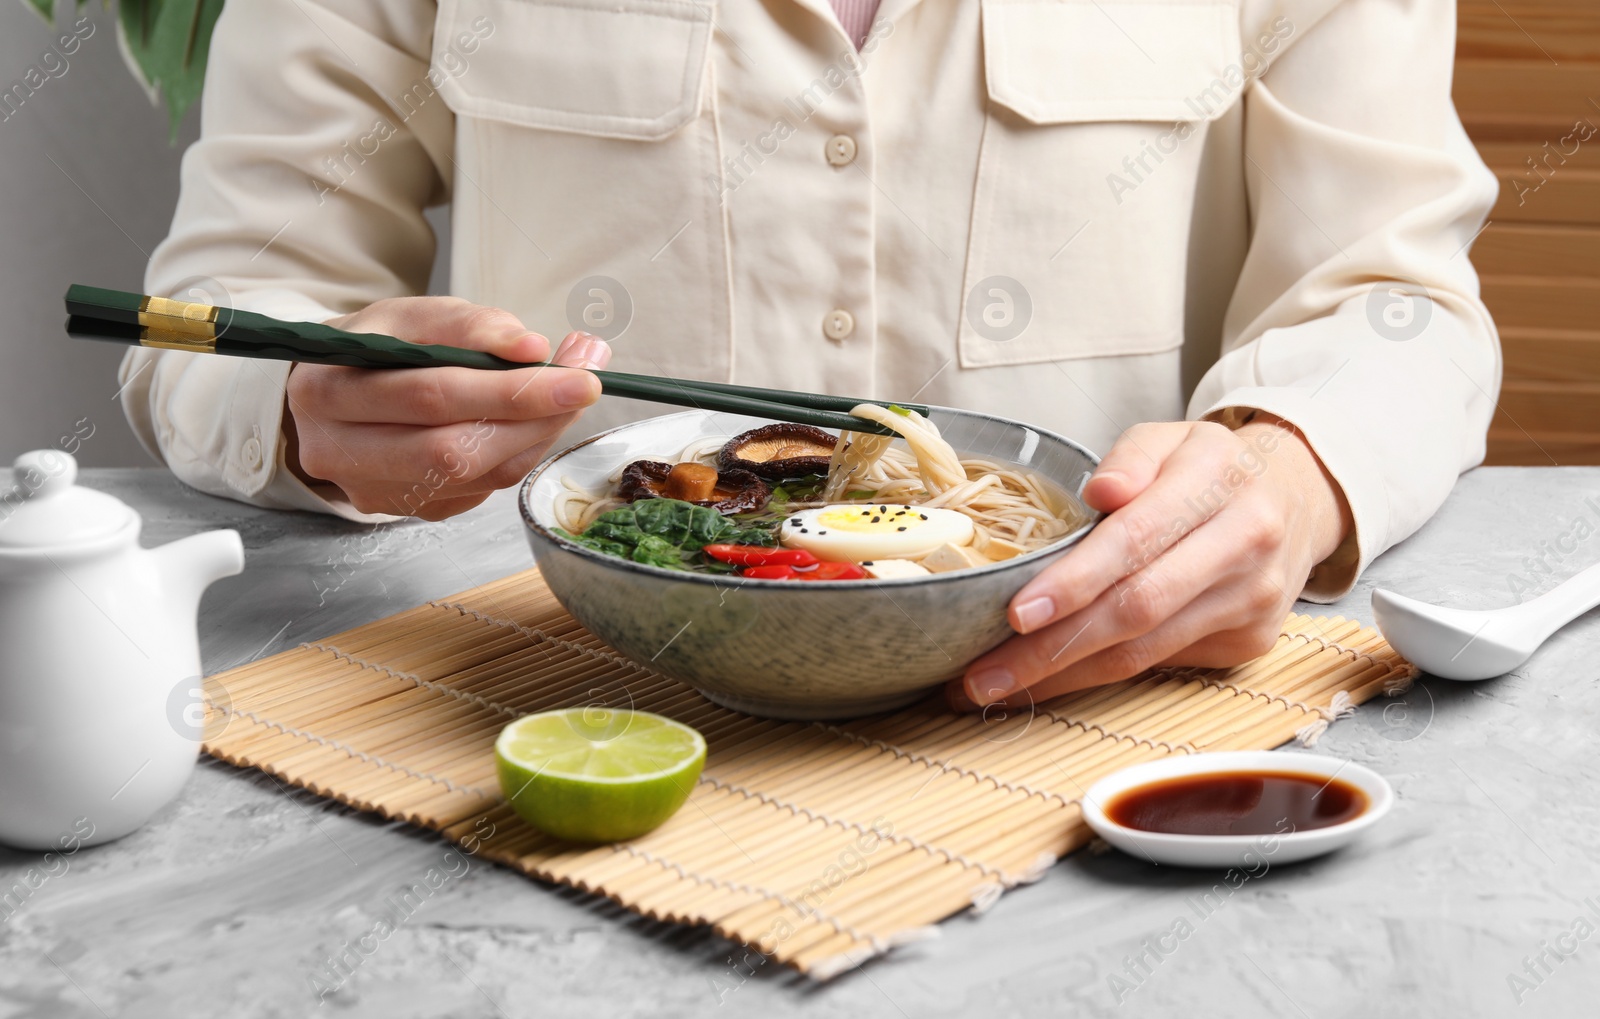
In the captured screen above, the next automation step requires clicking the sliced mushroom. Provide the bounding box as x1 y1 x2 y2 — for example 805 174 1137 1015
717 424 839 481
661 462 718 502
618 460 771 514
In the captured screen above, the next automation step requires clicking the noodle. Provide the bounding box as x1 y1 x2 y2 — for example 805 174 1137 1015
555 476 625 532
550 406 1086 559
821 404 967 500
816 404 1081 554
675 436 729 466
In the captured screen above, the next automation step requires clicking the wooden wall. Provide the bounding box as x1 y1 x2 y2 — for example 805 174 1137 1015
1456 0 1600 463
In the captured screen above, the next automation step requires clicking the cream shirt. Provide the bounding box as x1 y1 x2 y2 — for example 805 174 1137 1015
119 0 1500 601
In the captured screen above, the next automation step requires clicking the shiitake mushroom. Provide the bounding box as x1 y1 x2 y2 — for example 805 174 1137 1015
618 460 771 514
717 424 839 481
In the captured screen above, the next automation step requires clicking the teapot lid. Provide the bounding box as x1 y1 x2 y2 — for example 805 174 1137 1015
0 451 135 549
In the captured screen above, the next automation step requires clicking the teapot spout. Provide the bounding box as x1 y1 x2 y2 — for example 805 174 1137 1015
151 529 245 615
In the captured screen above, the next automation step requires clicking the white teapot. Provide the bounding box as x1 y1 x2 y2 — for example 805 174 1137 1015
0 450 244 850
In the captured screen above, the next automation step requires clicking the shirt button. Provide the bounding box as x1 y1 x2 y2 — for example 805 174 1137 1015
823 309 855 341
825 134 857 167
241 436 263 469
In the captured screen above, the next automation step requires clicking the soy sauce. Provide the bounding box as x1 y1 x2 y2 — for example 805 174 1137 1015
1106 771 1368 836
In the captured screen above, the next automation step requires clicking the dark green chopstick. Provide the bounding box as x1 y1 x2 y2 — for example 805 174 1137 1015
64 284 927 435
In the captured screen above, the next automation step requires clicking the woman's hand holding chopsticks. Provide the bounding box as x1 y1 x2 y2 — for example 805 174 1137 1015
284 297 611 519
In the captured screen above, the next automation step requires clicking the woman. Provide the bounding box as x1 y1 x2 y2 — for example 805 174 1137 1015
119 0 1499 710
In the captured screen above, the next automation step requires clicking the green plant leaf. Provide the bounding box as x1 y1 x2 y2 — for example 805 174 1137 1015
19 0 54 22
117 0 166 90
116 0 225 141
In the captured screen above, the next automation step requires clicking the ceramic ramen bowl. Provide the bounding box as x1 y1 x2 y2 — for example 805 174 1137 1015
519 408 1100 720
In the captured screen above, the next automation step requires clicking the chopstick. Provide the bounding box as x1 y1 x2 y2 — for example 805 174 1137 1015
64 284 926 436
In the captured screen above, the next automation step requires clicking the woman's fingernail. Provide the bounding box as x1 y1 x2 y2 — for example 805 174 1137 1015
511 333 548 360
1013 596 1055 634
560 334 606 368
554 372 598 408
945 682 979 714
578 339 612 370
965 667 1018 705
553 331 584 358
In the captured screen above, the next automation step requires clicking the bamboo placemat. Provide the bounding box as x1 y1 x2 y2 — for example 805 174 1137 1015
201 567 1415 979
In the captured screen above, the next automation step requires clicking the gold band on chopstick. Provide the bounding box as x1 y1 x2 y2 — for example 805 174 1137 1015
138 295 219 352
141 329 218 353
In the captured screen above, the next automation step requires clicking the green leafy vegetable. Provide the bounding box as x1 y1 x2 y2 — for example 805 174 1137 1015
630 535 683 570
555 499 777 571
584 517 645 548
553 528 630 560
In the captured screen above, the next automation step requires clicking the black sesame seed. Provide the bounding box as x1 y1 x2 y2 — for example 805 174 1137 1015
790 517 802 524
880 505 887 512
897 526 907 531
919 513 928 520
862 561 875 566
818 530 828 535
800 527 809 533
871 515 880 523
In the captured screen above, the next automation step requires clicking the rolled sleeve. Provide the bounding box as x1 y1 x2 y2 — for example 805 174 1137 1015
1189 0 1502 601
117 290 399 522
122 0 445 522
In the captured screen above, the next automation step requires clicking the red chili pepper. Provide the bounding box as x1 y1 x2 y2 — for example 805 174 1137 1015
741 564 800 580
796 561 869 581
705 544 819 567
740 560 867 581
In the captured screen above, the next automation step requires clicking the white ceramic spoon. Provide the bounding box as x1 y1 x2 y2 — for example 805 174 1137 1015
1371 561 1600 681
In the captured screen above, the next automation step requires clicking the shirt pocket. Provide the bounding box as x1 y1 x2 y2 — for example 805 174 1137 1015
960 0 1242 368
430 0 733 385
432 0 713 140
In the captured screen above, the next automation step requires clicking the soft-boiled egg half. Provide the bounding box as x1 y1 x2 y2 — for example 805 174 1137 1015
779 504 974 562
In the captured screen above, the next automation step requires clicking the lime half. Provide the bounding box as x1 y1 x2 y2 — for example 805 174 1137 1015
494 708 706 843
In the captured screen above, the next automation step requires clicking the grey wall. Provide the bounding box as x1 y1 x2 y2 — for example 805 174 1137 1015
0 4 193 467
0 3 449 469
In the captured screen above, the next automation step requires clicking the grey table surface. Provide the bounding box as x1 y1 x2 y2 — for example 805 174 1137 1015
3 466 1599 1019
